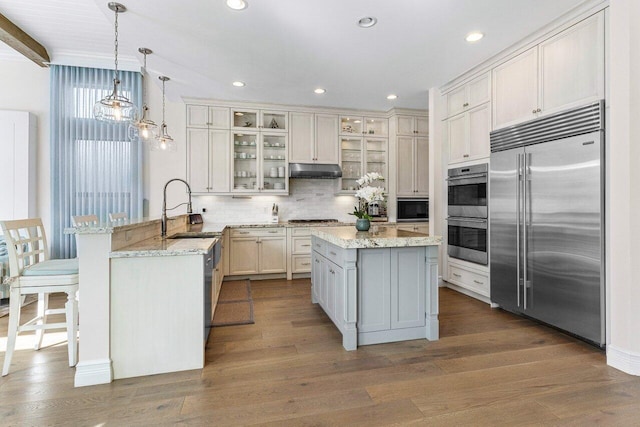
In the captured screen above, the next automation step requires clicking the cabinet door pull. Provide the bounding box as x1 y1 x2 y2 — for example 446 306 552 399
301 262 311 266
536 108 541 113
463 154 469 158
452 273 462 278
329 251 337 256
301 244 311 247
532 109 537 114
268 230 278 233
473 280 484 285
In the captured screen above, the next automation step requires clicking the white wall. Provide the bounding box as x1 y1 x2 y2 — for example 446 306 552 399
606 0 640 375
0 59 50 231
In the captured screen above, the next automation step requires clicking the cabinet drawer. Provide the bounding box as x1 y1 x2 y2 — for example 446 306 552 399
448 263 489 297
291 227 312 236
292 255 312 273
292 236 312 254
312 236 326 255
230 227 285 237
325 243 344 265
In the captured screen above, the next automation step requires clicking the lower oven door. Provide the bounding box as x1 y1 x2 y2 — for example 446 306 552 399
447 217 488 265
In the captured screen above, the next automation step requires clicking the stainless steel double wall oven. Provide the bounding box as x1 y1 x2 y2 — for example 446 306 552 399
447 163 488 265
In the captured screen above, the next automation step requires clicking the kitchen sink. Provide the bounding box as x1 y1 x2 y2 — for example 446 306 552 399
167 232 219 239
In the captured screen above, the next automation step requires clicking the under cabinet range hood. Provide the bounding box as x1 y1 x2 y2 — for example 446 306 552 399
289 163 342 179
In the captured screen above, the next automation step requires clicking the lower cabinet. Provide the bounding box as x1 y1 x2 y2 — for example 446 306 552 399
446 260 489 298
358 247 426 333
311 246 344 325
228 228 286 275
396 222 429 234
287 227 312 279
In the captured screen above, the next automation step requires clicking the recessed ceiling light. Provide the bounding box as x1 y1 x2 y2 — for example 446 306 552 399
354 120 361 124
358 16 377 28
387 94 398 100
226 0 247 10
314 88 326 94
465 32 484 43
232 81 245 87
235 112 244 116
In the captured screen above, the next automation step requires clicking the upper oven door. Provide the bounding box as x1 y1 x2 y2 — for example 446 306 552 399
447 170 488 218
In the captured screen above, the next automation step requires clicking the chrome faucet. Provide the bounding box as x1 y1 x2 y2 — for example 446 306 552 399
161 178 193 237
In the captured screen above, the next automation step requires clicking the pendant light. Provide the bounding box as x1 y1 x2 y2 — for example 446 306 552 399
151 76 176 151
94 2 138 123
129 47 158 142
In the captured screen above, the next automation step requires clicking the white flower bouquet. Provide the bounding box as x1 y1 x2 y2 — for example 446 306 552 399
350 172 385 220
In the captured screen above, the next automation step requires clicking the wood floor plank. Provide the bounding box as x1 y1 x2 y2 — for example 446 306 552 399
1 279 639 425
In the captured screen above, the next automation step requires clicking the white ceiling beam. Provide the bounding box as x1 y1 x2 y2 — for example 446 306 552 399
0 12 50 67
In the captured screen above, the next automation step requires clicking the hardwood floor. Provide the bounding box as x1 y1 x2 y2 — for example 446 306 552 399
1 279 638 426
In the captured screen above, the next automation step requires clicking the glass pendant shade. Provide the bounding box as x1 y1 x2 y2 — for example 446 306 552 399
152 75 176 151
130 47 157 142
94 2 138 123
150 123 176 151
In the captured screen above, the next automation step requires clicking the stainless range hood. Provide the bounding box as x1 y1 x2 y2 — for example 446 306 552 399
289 163 342 179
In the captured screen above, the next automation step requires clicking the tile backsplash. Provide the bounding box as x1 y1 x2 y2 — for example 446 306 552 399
194 180 358 223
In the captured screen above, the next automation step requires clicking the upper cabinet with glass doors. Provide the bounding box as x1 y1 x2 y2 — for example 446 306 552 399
232 131 288 194
231 108 288 132
340 116 388 138
339 135 387 193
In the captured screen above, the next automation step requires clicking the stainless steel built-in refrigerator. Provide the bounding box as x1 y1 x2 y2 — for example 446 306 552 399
489 101 605 347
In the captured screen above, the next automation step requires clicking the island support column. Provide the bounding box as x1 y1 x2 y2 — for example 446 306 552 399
74 233 113 387
425 245 439 340
343 249 358 351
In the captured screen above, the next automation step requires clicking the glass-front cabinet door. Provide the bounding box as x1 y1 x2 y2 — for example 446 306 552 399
232 132 259 192
340 116 388 137
232 131 287 193
231 109 259 131
340 136 363 192
365 137 387 191
231 108 288 132
261 133 288 193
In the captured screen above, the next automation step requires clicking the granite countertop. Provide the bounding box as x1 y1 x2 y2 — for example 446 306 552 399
110 236 219 258
64 216 177 235
311 225 441 249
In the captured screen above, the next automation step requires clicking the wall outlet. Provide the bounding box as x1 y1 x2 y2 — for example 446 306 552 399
202 208 207 213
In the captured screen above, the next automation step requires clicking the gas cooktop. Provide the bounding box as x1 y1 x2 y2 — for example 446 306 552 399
288 219 339 223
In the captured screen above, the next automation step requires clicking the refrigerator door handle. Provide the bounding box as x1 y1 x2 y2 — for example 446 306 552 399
516 153 522 308
523 152 531 310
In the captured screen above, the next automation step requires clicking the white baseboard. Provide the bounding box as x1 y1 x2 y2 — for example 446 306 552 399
607 345 640 376
74 358 113 387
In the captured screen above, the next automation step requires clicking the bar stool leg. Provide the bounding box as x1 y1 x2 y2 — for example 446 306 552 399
34 292 49 350
65 290 79 367
2 287 22 376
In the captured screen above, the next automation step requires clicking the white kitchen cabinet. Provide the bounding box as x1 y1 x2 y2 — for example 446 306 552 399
396 222 429 234
493 12 604 129
447 103 491 165
446 72 490 118
231 131 288 194
231 108 288 132
396 115 428 136
287 227 312 279
446 260 489 298
289 113 339 164
340 116 388 137
187 128 230 193
186 105 229 129
0 111 36 221
340 136 387 193
396 135 429 197
228 228 287 275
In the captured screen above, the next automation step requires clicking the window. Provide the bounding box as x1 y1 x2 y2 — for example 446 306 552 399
50 65 142 258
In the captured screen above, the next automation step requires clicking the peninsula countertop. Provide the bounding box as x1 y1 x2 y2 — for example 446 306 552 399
311 225 441 249
110 236 219 258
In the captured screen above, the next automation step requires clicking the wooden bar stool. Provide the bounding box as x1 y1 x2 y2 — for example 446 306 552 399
0 218 79 376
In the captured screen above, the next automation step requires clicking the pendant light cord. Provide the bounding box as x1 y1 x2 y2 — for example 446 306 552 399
162 78 166 125
114 6 119 83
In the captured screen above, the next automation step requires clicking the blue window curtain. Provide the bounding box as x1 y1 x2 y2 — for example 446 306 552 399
50 65 143 258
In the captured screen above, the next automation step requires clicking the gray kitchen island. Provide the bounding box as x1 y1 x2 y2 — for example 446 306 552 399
311 226 442 350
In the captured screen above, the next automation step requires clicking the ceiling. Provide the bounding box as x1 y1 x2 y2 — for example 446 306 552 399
0 0 589 111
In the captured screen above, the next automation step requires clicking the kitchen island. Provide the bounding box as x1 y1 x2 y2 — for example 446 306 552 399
311 226 441 350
